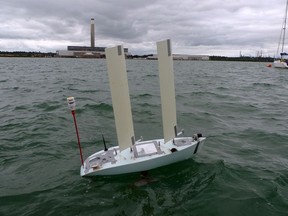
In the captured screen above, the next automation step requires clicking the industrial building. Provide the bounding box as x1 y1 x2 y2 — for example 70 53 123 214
56 18 129 58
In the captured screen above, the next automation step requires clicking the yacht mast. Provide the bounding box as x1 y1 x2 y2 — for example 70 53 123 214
281 0 288 53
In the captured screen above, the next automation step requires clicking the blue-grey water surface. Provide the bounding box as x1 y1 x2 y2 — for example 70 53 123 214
0 58 288 215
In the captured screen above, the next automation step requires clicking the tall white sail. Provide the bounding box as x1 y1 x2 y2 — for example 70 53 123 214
105 45 135 151
157 39 177 143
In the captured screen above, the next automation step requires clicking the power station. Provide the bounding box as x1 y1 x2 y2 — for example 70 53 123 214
56 18 129 58
90 18 95 48
56 18 209 60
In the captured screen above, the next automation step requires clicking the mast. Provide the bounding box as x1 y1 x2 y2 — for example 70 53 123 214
157 39 177 143
281 0 288 53
105 45 135 151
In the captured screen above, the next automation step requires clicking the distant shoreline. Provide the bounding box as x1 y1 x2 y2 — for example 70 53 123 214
0 51 274 62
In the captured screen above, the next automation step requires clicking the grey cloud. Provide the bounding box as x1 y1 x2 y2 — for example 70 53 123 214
0 0 285 56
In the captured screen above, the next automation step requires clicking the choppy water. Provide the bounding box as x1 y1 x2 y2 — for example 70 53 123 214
1 58 288 216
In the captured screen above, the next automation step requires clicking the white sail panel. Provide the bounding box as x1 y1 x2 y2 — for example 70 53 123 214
105 45 135 151
157 39 177 143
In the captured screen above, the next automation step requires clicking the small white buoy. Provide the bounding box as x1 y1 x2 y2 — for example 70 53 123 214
67 96 76 110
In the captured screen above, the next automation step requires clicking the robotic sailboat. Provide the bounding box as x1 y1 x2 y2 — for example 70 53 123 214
68 39 206 176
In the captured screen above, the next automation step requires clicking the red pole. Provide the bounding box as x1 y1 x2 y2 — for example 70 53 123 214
71 110 84 166
67 97 84 167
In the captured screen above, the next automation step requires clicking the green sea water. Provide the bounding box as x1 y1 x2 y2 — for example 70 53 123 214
0 58 288 215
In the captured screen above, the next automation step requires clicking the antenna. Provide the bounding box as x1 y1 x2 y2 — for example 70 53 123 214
102 134 108 151
67 97 84 166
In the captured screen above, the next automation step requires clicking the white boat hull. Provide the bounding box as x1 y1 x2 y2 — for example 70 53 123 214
80 137 206 176
273 60 288 68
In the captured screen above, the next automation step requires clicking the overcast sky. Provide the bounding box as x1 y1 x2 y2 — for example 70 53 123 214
0 0 287 56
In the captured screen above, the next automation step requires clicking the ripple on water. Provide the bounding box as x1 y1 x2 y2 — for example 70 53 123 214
1 59 288 215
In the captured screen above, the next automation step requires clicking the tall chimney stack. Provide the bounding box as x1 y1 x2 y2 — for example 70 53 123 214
90 18 95 48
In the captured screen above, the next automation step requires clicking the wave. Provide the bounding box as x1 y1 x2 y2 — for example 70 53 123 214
253 82 275 87
146 74 157 77
84 103 113 111
33 102 61 112
14 105 28 110
137 93 153 98
78 89 101 93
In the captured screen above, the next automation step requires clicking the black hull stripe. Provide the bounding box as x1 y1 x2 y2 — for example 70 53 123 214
193 141 200 154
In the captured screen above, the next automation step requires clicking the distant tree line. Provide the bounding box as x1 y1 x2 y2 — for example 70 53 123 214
210 56 274 62
130 54 274 62
0 51 56 58
128 54 154 59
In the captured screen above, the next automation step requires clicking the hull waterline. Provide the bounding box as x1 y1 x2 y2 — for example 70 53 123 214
273 60 288 68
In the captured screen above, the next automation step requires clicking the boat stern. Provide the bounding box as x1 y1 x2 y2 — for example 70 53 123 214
273 60 288 68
